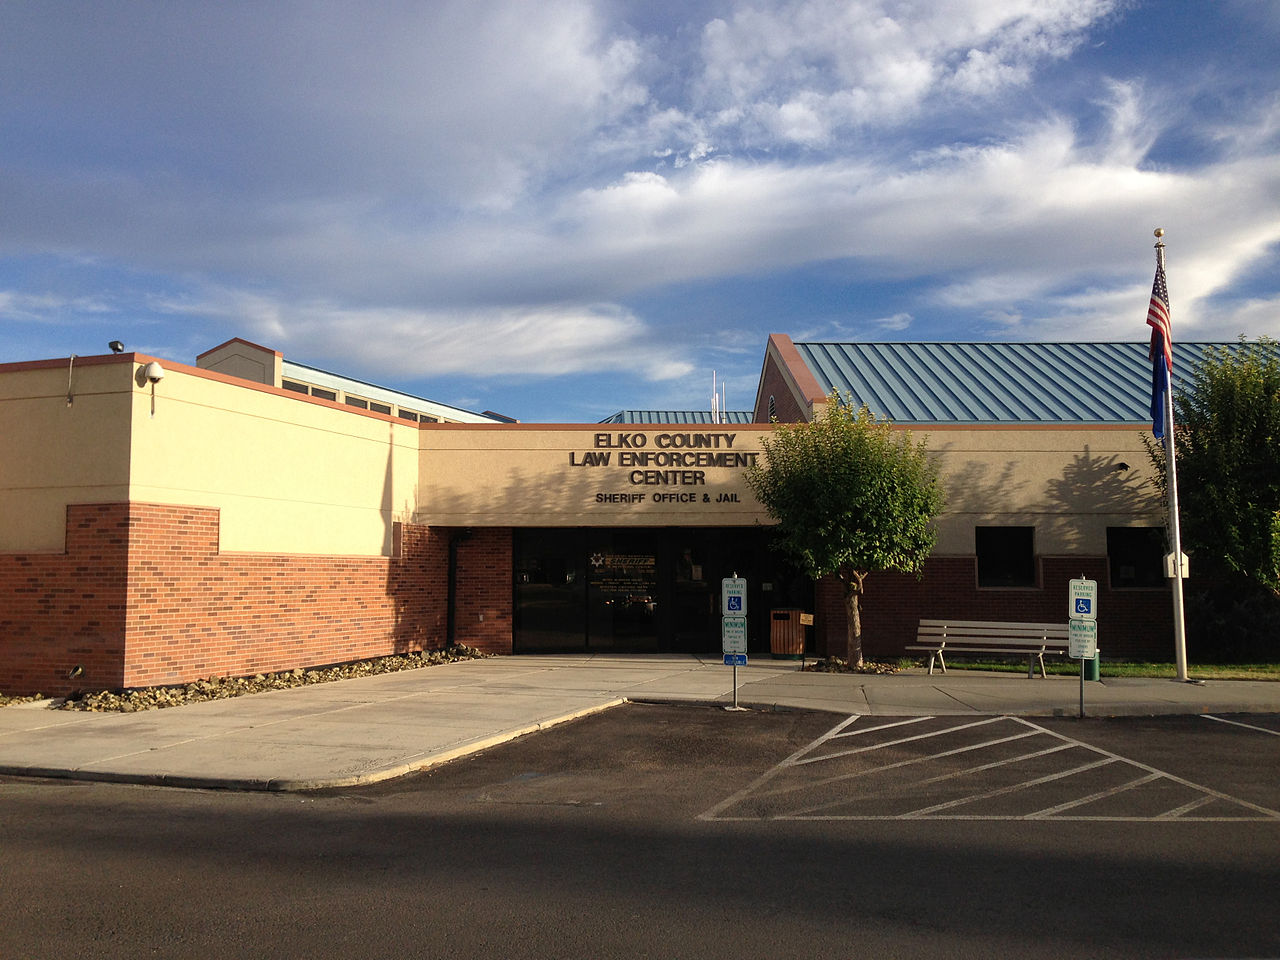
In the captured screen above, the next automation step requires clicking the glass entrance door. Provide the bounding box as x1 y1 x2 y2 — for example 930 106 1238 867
586 530 661 652
513 529 586 652
513 527 809 654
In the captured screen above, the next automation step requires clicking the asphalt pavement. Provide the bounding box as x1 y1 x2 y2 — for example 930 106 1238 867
1 653 1276 791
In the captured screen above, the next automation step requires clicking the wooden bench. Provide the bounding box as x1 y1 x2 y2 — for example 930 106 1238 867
906 620 1070 678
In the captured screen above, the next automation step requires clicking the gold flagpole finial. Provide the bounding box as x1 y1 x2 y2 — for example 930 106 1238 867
1154 227 1165 247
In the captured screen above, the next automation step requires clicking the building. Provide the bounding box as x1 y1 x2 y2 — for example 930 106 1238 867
0 334 1212 695
754 335 1212 660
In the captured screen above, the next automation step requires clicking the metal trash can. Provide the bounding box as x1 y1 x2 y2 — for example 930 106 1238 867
770 608 804 660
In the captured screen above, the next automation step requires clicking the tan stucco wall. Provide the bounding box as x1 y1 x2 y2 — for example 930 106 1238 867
416 421 1161 555
0 359 135 552
416 424 773 528
127 360 419 556
195 340 282 386
922 425 1161 554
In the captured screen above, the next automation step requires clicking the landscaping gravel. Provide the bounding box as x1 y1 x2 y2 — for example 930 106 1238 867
802 657 900 675
0 645 487 713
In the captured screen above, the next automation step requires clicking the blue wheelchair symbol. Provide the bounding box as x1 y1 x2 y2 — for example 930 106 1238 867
1075 598 1091 615
727 596 743 612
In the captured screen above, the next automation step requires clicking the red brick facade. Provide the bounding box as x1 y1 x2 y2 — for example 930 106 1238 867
814 556 1173 662
753 334 827 422
452 528 514 654
0 503 516 696
754 353 811 423
0 503 131 696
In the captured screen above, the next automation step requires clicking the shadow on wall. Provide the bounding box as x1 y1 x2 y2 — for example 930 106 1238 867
933 442 1158 552
935 452 1027 515
1041 447 1158 519
381 422 448 656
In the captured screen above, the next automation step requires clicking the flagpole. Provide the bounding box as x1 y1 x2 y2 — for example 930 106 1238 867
1155 230 1190 681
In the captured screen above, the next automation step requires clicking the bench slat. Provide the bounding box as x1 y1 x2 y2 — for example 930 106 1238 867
918 621 1067 638
918 620 1067 630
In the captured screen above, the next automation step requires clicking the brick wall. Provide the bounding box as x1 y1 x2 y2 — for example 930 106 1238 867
814 556 1172 662
0 503 130 696
754 353 812 423
0 502 455 696
453 528 513 654
120 503 452 688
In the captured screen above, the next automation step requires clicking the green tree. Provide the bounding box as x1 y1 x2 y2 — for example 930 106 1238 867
1148 337 1280 596
745 395 944 666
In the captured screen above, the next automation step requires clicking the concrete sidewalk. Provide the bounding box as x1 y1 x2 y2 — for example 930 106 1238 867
2 654 1277 792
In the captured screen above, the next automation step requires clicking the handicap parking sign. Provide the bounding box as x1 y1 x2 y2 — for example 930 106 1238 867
1069 579 1098 621
722 577 748 617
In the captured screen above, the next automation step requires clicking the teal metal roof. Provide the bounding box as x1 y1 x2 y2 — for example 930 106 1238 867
601 410 754 425
793 341 1239 425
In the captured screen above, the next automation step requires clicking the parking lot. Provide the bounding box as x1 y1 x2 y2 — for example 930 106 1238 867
5 704 1279 959
701 712 1280 822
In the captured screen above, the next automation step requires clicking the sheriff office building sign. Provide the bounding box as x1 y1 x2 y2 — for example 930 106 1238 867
574 431 758 507
417 424 773 528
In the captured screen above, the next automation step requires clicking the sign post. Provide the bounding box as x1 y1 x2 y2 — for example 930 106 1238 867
1068 578 1098 718
722 576 748 710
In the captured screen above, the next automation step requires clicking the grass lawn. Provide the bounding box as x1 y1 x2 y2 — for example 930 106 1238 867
916 659 1280 680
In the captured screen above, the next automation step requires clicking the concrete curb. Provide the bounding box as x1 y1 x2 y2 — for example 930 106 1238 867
3 655 1276 795
0 698 627 793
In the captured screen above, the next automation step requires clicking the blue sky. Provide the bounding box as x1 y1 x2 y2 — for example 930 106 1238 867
3 1 1278 422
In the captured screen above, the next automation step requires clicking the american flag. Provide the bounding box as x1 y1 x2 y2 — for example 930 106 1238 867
1147 261 1172 371
1147 258 1172 438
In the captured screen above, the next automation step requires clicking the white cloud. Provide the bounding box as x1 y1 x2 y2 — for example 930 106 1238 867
693 0 1119 144
0 290 114 323
873 312 913 332
4 0 1280 409
158 291 692 382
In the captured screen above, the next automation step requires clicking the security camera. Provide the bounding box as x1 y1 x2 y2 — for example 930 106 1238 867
143 361 165 383
108 340 124 354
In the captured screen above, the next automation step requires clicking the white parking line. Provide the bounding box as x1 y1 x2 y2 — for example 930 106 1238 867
757 729 1045 804
900 757 1117 818
695 713 865 821
794 716 1005 765
1026 772 1164 819
788 742 1075 818
700 714 1280 822
1013 717 1280 819
1202 714 1280 735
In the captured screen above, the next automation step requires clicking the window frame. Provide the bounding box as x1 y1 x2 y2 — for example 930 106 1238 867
1106 526 1166 589
974 525 1038 589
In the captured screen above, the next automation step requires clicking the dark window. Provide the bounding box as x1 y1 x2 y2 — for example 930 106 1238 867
344 396 368 409
768 395 776 420
1107 527 1165 588
370 402 391 415
311 387 336 401
976 526 1036 587
420 415 439 423
282 380 309 394
397 409 419 422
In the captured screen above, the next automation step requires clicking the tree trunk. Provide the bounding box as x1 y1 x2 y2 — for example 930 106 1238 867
841 572 866 667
